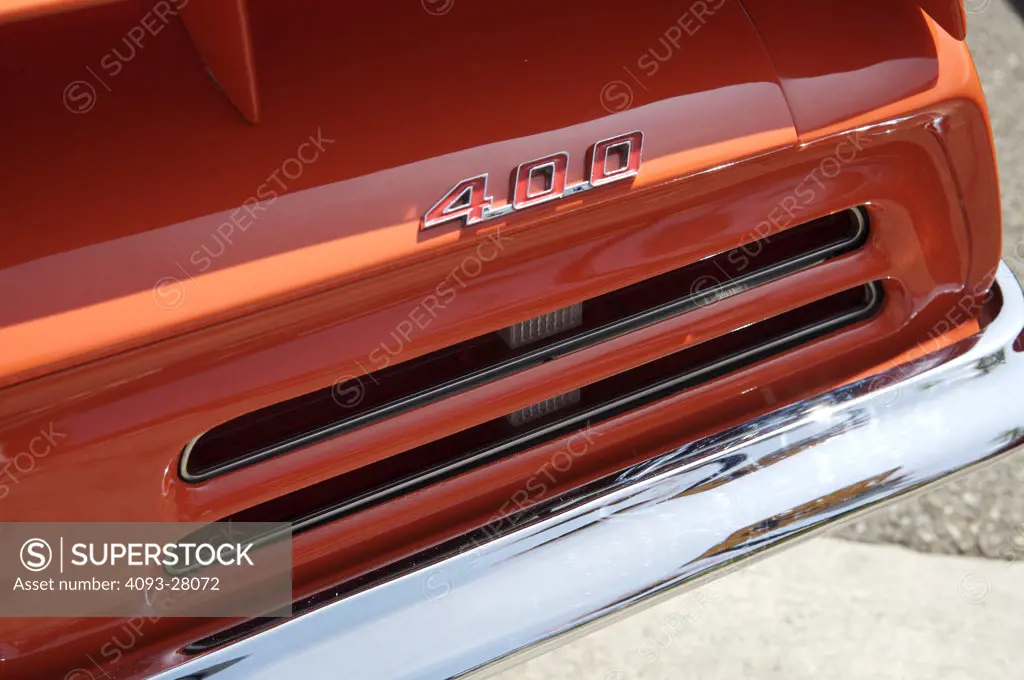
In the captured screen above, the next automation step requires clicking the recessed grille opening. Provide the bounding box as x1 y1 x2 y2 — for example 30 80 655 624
180 281 883 656
210 283 882 537
182 208 869 481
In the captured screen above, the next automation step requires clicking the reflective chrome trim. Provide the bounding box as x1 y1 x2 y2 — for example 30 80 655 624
512 152 570 209
153 264 1024 680
422 173 495 229
422 132 643 229
590 130 643 187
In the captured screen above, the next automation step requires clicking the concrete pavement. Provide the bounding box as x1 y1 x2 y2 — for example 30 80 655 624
495 538 1024 679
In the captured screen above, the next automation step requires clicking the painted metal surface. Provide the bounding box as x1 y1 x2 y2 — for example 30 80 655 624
0 1 1001 677
142 263 1024 680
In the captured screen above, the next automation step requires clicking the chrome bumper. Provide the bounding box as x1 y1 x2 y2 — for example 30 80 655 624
153 263 1024 680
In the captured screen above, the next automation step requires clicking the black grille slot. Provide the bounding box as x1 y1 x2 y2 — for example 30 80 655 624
212 283 883 535
182 208 869 481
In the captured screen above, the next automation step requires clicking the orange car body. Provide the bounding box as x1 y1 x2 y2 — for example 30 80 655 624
0 1 1010 678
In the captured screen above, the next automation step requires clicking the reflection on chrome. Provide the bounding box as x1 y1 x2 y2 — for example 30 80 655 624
152 264 1024 680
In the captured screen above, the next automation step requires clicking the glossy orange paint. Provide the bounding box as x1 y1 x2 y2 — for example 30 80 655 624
179 0 260 123
920 0 969 38
0 0 120 24
0 1 999 678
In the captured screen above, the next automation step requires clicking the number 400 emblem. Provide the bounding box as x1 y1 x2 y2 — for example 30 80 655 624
423 130 644 230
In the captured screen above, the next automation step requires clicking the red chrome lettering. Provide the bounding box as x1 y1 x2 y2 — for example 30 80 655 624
423 131 643 230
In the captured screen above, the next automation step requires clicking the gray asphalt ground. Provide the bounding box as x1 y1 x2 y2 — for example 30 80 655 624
496 3 1024 677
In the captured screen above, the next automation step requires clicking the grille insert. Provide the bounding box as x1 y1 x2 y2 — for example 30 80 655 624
212 283 882 536
181 208 869 481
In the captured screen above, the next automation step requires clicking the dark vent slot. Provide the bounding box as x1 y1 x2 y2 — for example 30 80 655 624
215 283 882 536
182 208 869 481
